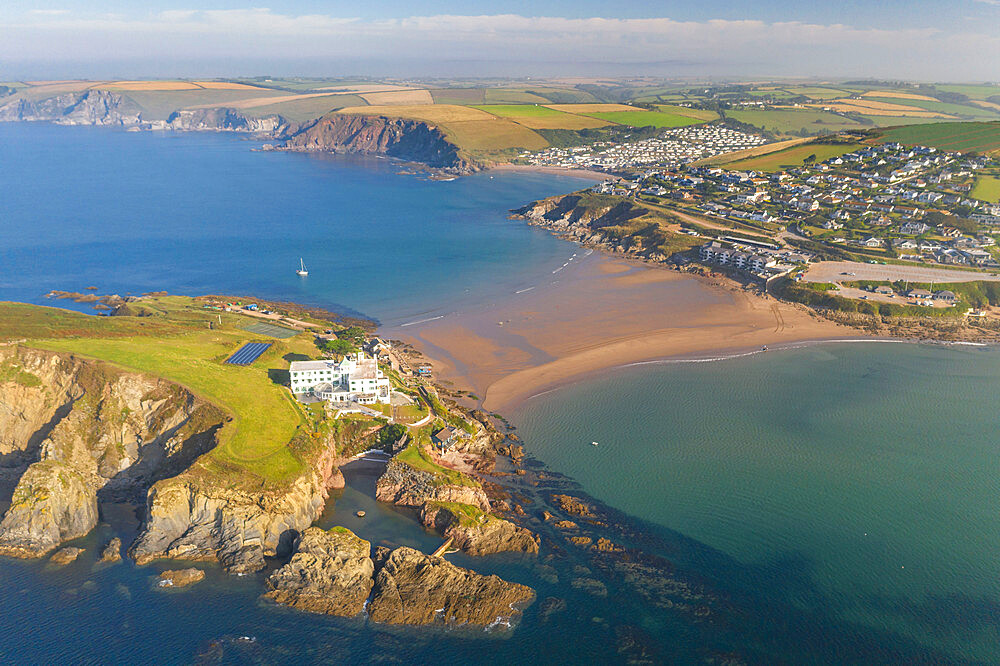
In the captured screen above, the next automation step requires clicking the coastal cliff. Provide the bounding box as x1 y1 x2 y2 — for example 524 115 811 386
279 114 476 173
0 90 143 126
511 193 699 263
0 90 286 135
0 347 224 557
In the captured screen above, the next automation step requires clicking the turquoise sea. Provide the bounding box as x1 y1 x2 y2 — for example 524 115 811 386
1 124 998 663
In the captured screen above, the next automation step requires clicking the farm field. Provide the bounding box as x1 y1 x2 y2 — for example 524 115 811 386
933 84 1000 101
726 108 864 134
722 141 863 171
972 175 1000 203
861 90 938 102
240 94 369 121
878 121 1000 154
811 99 953 118
582 109 704 128
653 104 718 121
336 104 548 158
429 88 486 105
544 103 636 113
471 104 610 130
862 96 999 119
111 89 292 120
359 89 433 106
695 137 813 166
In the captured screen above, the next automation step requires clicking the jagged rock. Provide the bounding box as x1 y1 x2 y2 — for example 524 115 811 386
375 457 491 511
0 90 142 126
539 596 567 622
100 538 122 563
218 544 265 574
552 494 595 517
367 546 535 627
158 568 205 588
264 527 374 615
129 473 325 570
552 520 578 530
0 460 97 558
569 536 593 547
50 546 84 565
420 502 539 556
281 114 475 173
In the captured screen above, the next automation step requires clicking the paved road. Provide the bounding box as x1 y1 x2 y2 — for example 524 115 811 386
803 261 1000 284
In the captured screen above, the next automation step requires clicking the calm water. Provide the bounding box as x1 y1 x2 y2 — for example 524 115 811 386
513 342 1000 662
1 123 998 663
0 123 586 325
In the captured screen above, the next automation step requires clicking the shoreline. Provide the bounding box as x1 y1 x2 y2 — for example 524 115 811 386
486 163 609 181
384 249 865 412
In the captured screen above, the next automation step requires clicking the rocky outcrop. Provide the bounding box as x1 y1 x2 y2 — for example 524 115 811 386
0 90 142 126
264 527 374 615
158 568 205 588
128 472 322 571
0 347 224 556
367 546 535 627
0 460 97 557
100 537 122 563
280 114 475 173
50 546 85 565
165 108 289 135
421 502 539 556
375 457 490 511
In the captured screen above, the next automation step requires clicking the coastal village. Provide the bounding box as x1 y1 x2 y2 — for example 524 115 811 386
528 132 1000 312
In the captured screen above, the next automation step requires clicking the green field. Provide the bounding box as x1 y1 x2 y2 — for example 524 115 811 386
583 110 704 128
726 108 864 135
429 88 486 105
972 175 1000 203
933 84 1000 101
482 89 550 104
654 104 718 122
722 142 863 171
879 121 1000 154
0 296 353 485
473 104 567 118
863 96 999 120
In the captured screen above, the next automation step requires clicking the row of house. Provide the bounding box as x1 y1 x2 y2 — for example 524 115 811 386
698 241 776 273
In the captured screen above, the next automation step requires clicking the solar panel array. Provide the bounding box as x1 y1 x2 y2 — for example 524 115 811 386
225 342 272 366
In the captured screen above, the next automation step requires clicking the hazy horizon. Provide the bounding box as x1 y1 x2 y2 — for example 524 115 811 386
3 2 1000 81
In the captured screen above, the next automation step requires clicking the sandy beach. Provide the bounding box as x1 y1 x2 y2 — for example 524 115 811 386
488 163 609 181
384 250 860 412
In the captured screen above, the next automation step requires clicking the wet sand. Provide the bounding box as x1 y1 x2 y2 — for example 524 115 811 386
384 251 859 411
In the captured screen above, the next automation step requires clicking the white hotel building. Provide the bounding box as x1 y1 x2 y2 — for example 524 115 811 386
289 354 391 405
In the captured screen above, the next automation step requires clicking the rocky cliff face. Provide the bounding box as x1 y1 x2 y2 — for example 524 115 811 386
375 458 491 511
0 347 224 557
0 90 143 126
0 460 97 558
165 108 288 134
0 91 286 136
368 545 535 627
280 114 475 173
129 426 347 572
512 194 645 242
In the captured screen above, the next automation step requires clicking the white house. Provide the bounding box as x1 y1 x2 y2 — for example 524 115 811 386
289 353 391 404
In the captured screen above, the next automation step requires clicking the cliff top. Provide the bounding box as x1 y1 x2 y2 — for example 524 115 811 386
0 295 370 488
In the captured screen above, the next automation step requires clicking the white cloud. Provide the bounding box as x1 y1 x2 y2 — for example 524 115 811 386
28 9 69 15
1 9 998 79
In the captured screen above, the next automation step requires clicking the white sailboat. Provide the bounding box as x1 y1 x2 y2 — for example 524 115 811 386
296 258 308 276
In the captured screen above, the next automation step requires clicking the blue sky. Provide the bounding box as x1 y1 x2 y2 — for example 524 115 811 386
2 1 999 79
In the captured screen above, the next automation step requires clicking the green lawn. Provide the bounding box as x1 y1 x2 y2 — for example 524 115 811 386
582 110 704 128
395 443 480 488
972 175 1000 203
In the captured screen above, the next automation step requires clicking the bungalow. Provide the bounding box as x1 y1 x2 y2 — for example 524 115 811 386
863 237 883 248
874 285 894 296
822 220 844 230
933 290 957 302
892 239 918 250
432 427 459 450
900 221 930 235
907 288 933 300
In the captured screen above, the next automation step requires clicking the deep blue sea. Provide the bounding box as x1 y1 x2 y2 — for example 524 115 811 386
1 124 998 664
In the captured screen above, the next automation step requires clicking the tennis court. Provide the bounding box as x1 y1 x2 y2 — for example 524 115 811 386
225 342 272 365
241 321 299 338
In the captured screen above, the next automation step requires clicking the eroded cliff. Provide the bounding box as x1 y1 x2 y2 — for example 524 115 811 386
279 114 475 173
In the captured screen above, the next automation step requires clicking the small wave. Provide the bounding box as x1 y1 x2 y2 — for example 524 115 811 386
515 287 535 294
400 315 444 327
552 267 564 274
